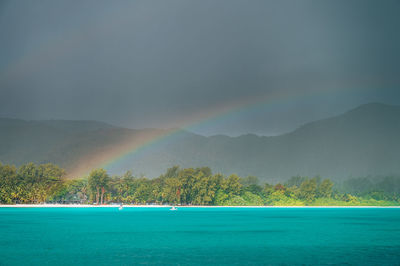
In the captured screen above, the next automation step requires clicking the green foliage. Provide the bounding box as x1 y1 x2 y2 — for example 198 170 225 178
88 168 110 204
1 162 400 206
0 163 17 204
317 179 333 198
223 195 247 206
241 191 264 206
298 178 317 202
266 190 305 206
225 174 242 197
342 193 359 204
0 162 65 204
214 190 229 205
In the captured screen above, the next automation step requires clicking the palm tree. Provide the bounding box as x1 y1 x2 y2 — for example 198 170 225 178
88 168 110 204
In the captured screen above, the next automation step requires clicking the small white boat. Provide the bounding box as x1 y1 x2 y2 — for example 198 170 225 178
170 206 177 211
119 204 123 210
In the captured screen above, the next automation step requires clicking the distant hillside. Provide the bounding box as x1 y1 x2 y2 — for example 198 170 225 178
0 118 114 166
1 103 399 181
0 117 170 177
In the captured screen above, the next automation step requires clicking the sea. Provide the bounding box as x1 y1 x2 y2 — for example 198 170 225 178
0 207 400 265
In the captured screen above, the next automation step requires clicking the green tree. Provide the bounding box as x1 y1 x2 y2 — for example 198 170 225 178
318 179 333 198
0 163 17 204
88 168 109 204
299 178 317 203
162 177 181 204
133 181 151 204
225 174 242 198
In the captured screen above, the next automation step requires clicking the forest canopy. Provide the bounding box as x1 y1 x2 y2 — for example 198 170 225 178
0 162 399 206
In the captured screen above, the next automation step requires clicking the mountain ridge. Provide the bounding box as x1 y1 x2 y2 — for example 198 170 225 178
0 102 399 181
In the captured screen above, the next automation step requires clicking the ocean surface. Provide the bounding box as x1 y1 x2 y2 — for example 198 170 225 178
0 207 400 265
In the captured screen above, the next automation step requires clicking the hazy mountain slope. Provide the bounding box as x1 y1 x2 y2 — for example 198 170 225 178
0 118 115 166
271 103 400 179
116 103 400 181
0 103 399 181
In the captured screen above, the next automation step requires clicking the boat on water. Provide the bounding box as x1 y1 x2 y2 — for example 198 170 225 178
119 204 123 210
170 206 177 211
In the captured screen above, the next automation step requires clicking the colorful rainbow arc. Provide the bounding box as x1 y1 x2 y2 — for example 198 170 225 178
69 87 334 178
0 13 354 177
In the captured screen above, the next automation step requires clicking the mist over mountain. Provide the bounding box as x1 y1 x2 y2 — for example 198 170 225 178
0 103 399 182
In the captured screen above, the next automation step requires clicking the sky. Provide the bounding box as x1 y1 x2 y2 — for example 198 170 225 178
0 0 399 136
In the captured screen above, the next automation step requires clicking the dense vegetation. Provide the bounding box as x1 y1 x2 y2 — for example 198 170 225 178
1 162 400 206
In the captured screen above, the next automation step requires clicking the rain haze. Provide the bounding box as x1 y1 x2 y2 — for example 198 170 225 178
0 0 399 136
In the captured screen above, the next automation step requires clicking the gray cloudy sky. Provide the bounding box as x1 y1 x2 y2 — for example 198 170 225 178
0 0 399 136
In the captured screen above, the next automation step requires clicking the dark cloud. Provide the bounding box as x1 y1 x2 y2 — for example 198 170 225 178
0 0 399 136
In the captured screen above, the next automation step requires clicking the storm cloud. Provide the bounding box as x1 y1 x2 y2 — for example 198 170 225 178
0 0 399 136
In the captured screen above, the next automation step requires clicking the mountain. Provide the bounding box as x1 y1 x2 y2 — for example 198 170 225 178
0 117 171 177
1 103 399 181
0 118 113 166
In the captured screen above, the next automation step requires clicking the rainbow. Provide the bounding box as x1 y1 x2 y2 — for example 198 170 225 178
0 8 352 178
68 87 334 178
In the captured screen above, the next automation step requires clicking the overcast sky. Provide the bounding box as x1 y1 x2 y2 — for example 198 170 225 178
0 0 399 136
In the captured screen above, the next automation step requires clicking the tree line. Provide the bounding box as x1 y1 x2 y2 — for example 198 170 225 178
1 162 399 206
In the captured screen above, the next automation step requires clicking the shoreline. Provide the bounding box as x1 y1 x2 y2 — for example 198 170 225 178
0 204 399 208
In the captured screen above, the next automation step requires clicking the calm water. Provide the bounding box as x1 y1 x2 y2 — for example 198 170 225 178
1 207 400 265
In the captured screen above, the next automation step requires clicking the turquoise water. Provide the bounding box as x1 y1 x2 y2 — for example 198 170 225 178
1 208 400 265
